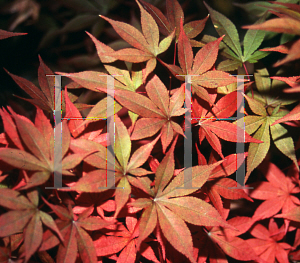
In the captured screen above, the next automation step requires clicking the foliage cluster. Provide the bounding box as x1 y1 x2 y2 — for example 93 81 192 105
0 0 300 262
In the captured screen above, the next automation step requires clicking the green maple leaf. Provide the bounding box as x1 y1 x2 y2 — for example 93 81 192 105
203 2 270 72
242 69 299 182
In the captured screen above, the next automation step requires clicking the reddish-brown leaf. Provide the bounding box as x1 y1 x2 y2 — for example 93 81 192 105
0 148 49 171
114 89 165 118
0 29 27 39
5 69 50 111
272 103 300 125
13 109 51 164
100 15 150 52
64 87 85 138
203 121 263 143
243 17 300 35
24 213 43 262
246 162 300 221
178 18 193 74
274 39 300 67
131 118 166 140
192 36 224 75
86 31 117 63
0 210 33 237
145 75 170 116
0 107 24 150
156 204 196 263
138 0 171 36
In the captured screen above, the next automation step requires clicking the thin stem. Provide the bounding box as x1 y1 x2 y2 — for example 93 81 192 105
168 43 177 92
173 43 177 65
243 62 253 97
243 63 250 81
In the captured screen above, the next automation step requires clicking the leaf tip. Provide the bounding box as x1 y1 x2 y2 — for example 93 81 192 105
203 1 210 10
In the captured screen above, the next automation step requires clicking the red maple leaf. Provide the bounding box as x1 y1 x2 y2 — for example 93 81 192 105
40 199 113 263
247 219 293 263
191 91 262 158
246 162 300 221
0 189 62 262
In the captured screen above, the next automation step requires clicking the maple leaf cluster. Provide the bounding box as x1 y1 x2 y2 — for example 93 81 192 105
0 0 300 263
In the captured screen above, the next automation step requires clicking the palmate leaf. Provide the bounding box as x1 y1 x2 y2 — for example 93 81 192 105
195 213 264 262
246 219 293 263
0 189 62 263
0 107 96 189
203 2 268 70
130 146 232 263
97 0 175 81
199 152 252 218
240 68 299 180
138 0 208 42
243 2 300 66
40 200 113 263
246 162 300 221
114 74 185 152
192 91 261 159
161 19 236 104
69 116 158 217
243 93 299 183
94 205 159 262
